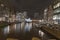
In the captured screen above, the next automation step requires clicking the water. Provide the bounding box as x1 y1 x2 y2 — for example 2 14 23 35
1 22 57 40
3 22 32 34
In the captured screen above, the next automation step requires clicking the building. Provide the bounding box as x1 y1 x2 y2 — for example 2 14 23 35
53 2 60 24
44 5 53 24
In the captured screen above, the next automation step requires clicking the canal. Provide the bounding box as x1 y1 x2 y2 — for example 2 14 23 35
0 22 57 40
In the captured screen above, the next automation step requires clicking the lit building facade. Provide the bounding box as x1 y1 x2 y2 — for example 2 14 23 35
44 5 53 24
53 2 60 24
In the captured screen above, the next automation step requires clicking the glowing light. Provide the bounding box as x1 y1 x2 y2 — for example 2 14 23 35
54 2 60 9
1 4 4 7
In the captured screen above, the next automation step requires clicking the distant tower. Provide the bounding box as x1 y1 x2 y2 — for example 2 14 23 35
47 5 53 24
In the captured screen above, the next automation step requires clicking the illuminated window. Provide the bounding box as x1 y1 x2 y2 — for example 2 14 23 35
54 2 60 9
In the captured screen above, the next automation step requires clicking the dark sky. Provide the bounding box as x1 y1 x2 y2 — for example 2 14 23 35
8 0 54 11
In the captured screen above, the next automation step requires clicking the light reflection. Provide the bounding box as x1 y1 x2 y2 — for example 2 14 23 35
24 18 32 32
24 22 32 32
39 30 44 37
3 26 10 35
15 24 16 30
16 23 21 32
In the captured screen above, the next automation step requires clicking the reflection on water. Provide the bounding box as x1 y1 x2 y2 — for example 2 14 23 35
16 23 21 32
2 22 55 40
3 26 10 35
24 22 32 32
3 22 32 35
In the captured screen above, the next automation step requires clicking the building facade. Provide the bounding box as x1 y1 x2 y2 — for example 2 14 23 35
53 2 60 24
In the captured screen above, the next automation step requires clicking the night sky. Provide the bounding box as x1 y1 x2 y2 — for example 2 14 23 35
8 0 54 10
